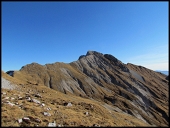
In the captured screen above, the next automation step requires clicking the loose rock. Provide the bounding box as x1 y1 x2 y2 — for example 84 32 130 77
34 93 42 98
22 117 31 123
4 97 9 100
18 97 23 100
85 112 89 116
18 119 23 123
2 92 6 95
8 102 15 106
43 112 51 116
41 103 45 107
46 107 51 111
64 102 72 107
26 97 32 102
48 121 56 127
34 118 41 123
32 99 41 104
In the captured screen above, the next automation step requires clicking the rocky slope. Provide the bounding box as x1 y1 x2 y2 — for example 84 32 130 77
1 71 149 127
3 51 169 126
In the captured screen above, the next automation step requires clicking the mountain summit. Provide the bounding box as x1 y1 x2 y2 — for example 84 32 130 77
4 51 169 126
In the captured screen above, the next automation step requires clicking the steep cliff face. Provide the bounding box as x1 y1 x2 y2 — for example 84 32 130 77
11 51 169 126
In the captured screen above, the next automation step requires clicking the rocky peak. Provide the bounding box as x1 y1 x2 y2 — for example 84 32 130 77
78 51 103 60
86 50 103 56
85 51 123 65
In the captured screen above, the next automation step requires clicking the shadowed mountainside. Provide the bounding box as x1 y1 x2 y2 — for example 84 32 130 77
4 51 169 126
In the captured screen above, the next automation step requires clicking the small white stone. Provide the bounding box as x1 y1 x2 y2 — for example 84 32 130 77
27 97 32 102
4 97 9 100
4 100 10 103
66 102 72 107
48 121 56 127
8 102 15 106
43 112 51 116
34 93 42 98
41 103 45 107
47 107 51 111
22 117 30 123
18 118 23 123
85 112 89 115
11 97 15 100
18 97 23 100
34 118 41 123
32 99 41 104
23 117 30 120
25 93 29 95
2 92 6 95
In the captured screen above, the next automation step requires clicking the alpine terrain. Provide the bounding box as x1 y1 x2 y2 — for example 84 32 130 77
1 51 169 127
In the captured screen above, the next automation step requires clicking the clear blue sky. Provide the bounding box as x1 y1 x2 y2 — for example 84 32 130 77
2 2 168 72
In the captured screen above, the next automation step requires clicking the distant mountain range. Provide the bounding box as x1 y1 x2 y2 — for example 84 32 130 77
155 70 169 75
2 50 169 126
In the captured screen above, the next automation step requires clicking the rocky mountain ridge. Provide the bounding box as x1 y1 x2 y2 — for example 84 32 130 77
4 50 169 126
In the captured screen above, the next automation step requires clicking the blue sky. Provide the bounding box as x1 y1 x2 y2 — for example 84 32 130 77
2 2 168 72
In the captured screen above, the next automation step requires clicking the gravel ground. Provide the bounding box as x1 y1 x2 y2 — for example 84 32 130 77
1 77 17 90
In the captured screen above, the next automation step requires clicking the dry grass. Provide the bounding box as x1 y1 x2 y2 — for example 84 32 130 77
1 76 150 127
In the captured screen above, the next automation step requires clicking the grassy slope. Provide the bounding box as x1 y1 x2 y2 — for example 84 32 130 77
1 72 149 127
